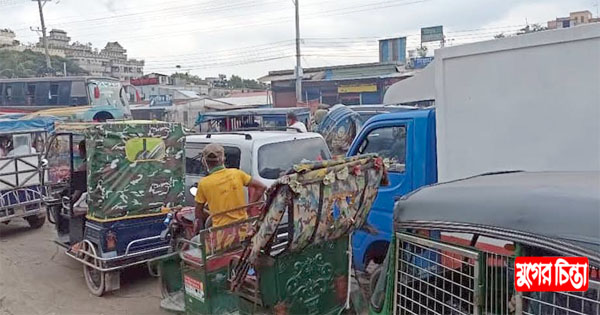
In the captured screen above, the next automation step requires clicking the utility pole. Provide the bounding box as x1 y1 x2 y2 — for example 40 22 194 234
294 0 302 104
34 0 52 71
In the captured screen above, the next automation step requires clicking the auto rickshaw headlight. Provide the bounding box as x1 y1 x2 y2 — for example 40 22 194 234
106 231 117 251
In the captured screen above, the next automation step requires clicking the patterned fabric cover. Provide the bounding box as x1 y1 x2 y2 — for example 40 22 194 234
246 154 385 263
85 122 185 219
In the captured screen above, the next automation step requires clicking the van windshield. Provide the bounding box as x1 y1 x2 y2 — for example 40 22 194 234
87 79 126 107
258 138 331 179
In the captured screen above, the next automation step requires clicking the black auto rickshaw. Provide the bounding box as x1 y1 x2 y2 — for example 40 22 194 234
370 171 600 315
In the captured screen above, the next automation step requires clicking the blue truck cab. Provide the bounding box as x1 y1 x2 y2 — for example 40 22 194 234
347 108 437 270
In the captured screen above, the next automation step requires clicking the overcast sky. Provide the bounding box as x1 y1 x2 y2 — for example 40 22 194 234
1 0 596 79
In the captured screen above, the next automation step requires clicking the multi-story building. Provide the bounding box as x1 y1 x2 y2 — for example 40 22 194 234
547 10 599 29
33 29 144 81
0 29 17 47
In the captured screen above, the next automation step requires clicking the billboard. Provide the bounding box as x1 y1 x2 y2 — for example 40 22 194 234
379 37 407 63
421 25 444 43
338 84 377 93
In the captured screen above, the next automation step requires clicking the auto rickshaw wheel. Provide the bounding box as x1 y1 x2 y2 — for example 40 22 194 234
82 241 106 296
25 215 45 229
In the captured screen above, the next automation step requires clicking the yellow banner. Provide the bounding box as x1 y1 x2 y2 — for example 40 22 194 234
338 84 378 93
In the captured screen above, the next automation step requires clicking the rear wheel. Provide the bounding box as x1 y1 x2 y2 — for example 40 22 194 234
82 242 106 296
26 215 45 229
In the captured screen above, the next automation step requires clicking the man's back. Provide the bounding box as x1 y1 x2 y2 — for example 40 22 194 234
195 168 251 227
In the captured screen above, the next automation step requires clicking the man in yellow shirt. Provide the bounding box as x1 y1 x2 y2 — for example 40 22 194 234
194 143 266 232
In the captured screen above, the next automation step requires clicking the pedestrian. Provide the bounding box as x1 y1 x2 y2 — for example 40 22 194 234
287 112 307 132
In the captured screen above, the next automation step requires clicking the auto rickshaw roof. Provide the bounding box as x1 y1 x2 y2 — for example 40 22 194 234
54 120 172 133
196 107 310 124
0 115 59 135
394 171 600 253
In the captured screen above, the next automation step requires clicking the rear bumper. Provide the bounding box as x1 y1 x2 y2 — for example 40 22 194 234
0 203 44 222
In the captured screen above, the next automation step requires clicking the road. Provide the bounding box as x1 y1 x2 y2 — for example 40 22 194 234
0 219 168 315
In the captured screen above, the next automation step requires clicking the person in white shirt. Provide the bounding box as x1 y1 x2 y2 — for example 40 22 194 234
287 112 307 133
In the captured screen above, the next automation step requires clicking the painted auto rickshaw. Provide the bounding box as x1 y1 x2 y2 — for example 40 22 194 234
158 154 387 314
43 120 185 296
370 171 600 315
0 115 56 228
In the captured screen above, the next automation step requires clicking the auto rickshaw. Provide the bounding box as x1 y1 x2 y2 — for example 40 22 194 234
158 154 387 314
43 120 185 296
0 115 56 228
370 171 600 315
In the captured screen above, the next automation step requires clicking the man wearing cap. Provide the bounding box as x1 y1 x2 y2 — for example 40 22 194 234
287 112 307 132
194 143 266 233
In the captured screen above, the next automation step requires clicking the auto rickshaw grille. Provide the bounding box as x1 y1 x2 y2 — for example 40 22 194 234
394 232 480 315
522 275 600 315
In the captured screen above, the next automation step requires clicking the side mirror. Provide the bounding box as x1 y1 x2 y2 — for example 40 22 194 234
41 158 49 168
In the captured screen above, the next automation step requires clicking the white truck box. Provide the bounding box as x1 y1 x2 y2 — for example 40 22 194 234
434 23 600 182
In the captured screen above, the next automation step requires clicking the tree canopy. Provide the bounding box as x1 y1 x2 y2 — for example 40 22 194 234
0 49 88 78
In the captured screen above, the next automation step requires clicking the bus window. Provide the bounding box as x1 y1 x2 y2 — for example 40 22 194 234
26 84 36 105
34 82 50 106
70 81 87 105
49 84 59 105
58 82 71 105
4 85 13 102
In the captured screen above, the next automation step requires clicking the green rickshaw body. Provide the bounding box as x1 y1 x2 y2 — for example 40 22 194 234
167 154 386 315
85 121 185 220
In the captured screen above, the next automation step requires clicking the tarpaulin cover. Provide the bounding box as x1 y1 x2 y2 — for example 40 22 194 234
85 121 185 220
0 116 59 134
248 154 386 262
315 104 362 156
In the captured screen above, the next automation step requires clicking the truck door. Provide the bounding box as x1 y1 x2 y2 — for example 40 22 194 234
349 120 413 270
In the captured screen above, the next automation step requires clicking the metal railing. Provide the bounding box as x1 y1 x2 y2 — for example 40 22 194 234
394 231 600 315
522 278 600 315
395 232 480 315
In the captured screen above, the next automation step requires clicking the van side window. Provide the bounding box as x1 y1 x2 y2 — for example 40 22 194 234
359 126 406 172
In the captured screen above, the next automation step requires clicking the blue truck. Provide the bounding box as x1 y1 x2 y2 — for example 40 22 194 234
347 23 600 276
347 108 437 271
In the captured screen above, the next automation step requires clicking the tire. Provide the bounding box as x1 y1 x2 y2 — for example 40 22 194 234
26 215 45 229
82 242 106 296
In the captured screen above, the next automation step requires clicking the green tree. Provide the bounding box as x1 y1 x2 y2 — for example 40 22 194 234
0 49 87 78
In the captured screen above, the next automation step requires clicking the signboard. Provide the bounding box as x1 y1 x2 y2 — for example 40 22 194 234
130 77 159 86
184 275 205 302
338 84 377 94
421 25 444 43
411 57 434 69
149 95 173 107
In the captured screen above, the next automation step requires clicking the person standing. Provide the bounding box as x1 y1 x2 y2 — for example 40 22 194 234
287 112 307 132
193 143 266 232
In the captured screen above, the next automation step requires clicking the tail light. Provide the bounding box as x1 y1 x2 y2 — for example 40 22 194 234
94 86 100 99
106 231 117 251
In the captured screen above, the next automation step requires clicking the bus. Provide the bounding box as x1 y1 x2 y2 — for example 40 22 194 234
0 76 130 122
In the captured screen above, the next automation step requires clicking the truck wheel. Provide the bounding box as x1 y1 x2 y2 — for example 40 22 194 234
26 215 45 229
83 242 106 296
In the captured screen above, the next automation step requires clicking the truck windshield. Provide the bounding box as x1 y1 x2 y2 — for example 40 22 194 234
258 138 331 179
359 126 406 172
87 79 127 107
